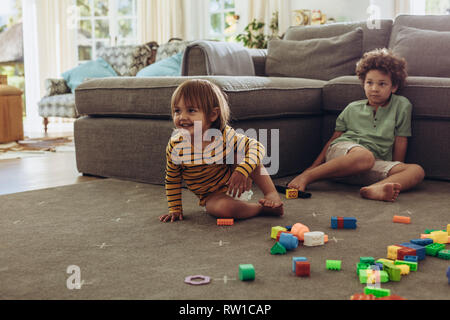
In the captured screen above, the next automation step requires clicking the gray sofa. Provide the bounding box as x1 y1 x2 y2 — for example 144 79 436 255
74 15 450 185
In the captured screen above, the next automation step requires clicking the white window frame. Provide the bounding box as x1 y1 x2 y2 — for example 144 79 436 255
208 0 236 41
411 0 450 14
75 0 138 63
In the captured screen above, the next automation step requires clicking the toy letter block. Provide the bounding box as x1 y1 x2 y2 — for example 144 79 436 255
437 249 450 260
279 233 298 250
364 286 391 298
393 215 411 224
292 257 308 273
238 264 255 281
425 243 445 256
290 223 310 241
326 260 342 271
217 218 234 226
286 188 298 199
271 226 287 239
295 261 310 277
303 231 324 246
270 242 286 255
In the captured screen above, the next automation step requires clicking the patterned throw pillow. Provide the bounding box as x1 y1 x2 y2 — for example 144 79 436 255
97 44 154 76
155 39 192 62
45 78 71 96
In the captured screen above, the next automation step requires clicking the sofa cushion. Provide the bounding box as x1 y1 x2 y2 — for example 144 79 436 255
136 52 183 77
284 20 393 54
75 76 325 120
322 76 450 120
97 44 154 77
266 28 363 80
62 58 118 92
155 39 191 62
388 14 450 48
391 26 450 77
38 93 77 118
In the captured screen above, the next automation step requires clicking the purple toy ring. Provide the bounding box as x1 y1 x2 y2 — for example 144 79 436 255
184 275 211 285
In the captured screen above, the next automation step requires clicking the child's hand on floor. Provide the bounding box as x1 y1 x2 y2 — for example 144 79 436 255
159 211 183 223
227 171 248 198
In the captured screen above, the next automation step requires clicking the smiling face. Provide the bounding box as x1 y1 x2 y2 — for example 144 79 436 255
364 69 398 107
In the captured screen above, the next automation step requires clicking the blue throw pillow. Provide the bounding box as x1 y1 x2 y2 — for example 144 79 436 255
136 52 183 77
62 57 118 92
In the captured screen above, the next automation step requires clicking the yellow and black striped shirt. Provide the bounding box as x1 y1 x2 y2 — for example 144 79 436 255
165 125 265 213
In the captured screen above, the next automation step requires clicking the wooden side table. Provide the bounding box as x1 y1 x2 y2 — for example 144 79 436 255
0 75 24 143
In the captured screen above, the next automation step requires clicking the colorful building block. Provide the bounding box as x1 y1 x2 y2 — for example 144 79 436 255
400 242 426 261
392 215 411 224
292 257 308 273
295 261 310 277
331 216 357 229
303 231 324 246
374 263 384 270
410 238 433 246
387 245 402 260
271 226 287 239
290 223 310 241
326 260 342 270
447 266 450 284
403 255 418 263
396 264 410 275
378 260 401 281
397 246 417 261
350 293 377 300
217 218 234 226
425 243 445 256
395 260 418 271
238 264 255 281
364 286 391 298
286 188 298 199
360 257 375 265
437 249 450 260
359 269 389 284
356 262 370 275
279 232 298 250
276 230 291 241
429 231 449 244
270 242 287 255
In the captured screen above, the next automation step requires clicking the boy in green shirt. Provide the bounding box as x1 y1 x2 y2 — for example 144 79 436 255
288 49 425 202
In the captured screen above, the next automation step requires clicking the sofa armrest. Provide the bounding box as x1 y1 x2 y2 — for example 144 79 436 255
45 78 71 96
182 41 267 76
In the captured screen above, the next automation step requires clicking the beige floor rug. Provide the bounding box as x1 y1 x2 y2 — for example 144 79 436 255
0 136 75 160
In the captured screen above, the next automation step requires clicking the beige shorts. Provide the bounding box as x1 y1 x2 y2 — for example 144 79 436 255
325 141 401 186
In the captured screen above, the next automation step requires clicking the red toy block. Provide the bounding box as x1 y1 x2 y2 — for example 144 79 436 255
295 261 310 277
217 218 234 226
350 293 376 300
337 217 344 229
397 245 416 260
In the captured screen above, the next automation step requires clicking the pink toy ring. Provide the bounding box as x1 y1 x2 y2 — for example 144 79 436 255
184 275 211 285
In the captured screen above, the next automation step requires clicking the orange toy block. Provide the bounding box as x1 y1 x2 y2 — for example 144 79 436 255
217 218 234 226
393 215 411 224
291 223 310 241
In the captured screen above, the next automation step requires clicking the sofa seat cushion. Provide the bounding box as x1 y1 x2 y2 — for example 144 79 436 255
38 93 77 118
75 76 325 120
323 76 450 120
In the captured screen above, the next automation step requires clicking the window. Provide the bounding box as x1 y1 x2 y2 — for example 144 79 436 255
425 0 450 13
209 0 238 42
75 0 137 63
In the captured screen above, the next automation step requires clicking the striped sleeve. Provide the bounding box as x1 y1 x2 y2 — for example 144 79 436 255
165 140 183 214
231 130 266 177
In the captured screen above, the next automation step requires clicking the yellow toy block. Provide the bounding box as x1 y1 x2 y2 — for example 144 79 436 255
376 258 394 265
271 226 287 239
396 264 410 275
447 224 450 235
429 231 448 244
286 188 298 199
387 245 402 260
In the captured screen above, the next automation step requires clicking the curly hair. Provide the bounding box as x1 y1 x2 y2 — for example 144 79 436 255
356 48 408 90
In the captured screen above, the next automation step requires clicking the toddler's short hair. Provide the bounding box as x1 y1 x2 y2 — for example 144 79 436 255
171 79 230 131
356 48 408 90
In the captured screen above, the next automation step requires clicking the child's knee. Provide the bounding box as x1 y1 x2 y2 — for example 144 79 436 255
353 150 375 171
411 164 425 181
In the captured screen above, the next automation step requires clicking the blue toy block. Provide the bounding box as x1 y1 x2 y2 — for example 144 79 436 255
374 263 384 271
279 233 298 250
343 217 357 229
404 255 418 263
401 242 426 261
447 266 450 284
331 217 338 229
410 238 433 246
285 225 292 231
292 257 308 273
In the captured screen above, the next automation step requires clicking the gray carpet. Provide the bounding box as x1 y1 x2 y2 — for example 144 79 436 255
0 177 449 300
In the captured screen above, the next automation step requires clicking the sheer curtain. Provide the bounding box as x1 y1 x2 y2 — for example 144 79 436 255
137 0 186 44
22 0 77 130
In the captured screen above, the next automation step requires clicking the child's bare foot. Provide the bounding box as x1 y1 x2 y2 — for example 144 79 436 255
258 192 284 216
287 173 308 191
360 183 402 202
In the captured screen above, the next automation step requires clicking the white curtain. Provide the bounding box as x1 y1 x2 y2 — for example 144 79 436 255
235 0 292 36
22 0 77 130
137 0 186 44
394 0 412 16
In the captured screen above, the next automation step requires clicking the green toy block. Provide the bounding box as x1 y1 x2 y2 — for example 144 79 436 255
356 262 369 275
364 286 391 298
271 226 287 239
359 257 375 265
326 260 342 270
238 264 255 281
437 249 450 260
425 243 445 256
359 269 389 284
394 260 418 271
270 242 286 255
378 261 401 281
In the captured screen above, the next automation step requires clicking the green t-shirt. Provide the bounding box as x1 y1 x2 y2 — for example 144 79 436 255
331 94 412 161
